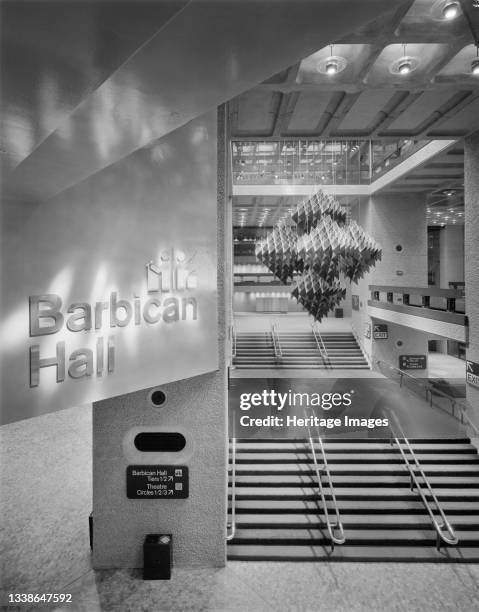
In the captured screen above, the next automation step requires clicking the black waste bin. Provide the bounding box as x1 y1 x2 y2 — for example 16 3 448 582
143 534 172 580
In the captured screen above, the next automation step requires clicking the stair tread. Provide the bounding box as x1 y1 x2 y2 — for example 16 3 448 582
231 528 479 541
231 499 479 511
231 442 475 451
227 545 479 561
231 513 479 526
231 464 479 475
230 475 479 486
229 486 479 498
232 453 479 462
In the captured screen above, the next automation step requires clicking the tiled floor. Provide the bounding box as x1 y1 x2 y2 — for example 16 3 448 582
1 401 478 611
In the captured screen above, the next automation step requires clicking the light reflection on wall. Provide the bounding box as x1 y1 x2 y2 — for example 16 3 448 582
3 112 35 168
46 265 74 299
0 305 29 350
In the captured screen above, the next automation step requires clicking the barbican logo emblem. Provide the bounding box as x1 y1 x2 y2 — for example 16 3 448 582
28 248 199 387
146 247 197 293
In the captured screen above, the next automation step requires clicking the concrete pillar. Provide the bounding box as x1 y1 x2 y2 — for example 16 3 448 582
439 225 465 289
92 108 228 569
464 131 479 426
351 193 428 373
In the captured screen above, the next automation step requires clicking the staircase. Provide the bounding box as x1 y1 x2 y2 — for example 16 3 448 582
233 331 369 370
227 438 479 561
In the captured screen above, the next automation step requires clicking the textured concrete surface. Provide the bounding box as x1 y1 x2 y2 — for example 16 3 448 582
351 194 428 370
439 225 464 289
91 108 229 570
1 387 475 612
464 132 479 427
17 562 479 612
0 406 93 599
92 372 227 569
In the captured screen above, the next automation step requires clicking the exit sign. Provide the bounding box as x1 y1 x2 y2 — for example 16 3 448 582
466 361 479 389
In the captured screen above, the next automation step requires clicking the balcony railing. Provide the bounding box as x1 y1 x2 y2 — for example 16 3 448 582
369 285 466 325
231 139 428 186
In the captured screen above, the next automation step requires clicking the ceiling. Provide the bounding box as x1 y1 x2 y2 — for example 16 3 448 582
229 0 479 142
2 0 403 204
230 0 479 229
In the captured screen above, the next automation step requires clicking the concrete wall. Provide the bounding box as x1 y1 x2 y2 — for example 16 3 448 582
351 194 428 370
92 107 228 569
464 132 479 427
0 112 219 425
440 225 465 289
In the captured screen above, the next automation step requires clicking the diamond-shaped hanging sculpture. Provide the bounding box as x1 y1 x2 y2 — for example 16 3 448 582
292 190 347 229
255 189 382 322
291 271 346 322
255 223 297 283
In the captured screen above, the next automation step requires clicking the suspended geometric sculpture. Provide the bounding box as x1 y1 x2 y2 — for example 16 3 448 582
255 223 297 283
292 190 347 229
291 272 346 322
255 189 381 322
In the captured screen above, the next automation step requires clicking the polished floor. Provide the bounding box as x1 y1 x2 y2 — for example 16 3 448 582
2 405 479 611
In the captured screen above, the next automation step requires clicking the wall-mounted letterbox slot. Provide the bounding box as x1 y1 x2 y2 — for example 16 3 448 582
134 432 186 453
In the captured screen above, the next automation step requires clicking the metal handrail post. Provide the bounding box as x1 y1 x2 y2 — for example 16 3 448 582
271 323 282 361
231 325 237 358
304 409 346 551
311 322 328 366
226 420 237 542
386 409 458 549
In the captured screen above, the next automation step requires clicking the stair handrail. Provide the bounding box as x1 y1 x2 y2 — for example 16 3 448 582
304 411 346 551
385 407 458 549
231 324 237 359
271 323 282 360
226 420 237 541
375 359 479 438
351 325 372 368
311 322 329 366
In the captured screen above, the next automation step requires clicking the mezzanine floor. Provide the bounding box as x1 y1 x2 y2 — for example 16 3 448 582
231 313 466 382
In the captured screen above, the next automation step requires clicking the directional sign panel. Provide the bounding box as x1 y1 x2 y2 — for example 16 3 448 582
466 360 479 389
373 324 388 340
127 465 189 499
399 355 427 370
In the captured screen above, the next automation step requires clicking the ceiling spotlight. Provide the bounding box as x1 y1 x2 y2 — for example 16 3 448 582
396 43 414 76
398 59 412 75
326 59 339 75
472 51 479 76
442 2 459 20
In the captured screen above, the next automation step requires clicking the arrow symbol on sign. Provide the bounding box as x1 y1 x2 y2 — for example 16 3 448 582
467 362 474 372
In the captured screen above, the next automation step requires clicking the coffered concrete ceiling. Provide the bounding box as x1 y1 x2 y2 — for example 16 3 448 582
229 0 479 141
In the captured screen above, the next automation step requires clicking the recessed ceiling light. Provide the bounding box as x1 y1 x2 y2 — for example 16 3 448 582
442 2 460 20
472 57 479 76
